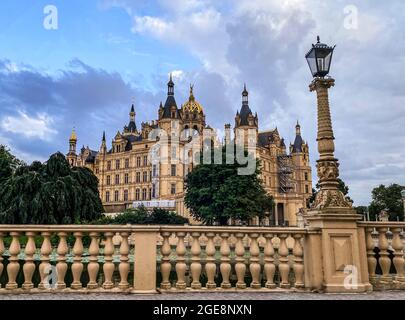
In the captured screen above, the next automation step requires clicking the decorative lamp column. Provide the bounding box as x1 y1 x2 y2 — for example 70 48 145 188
303 36 371 293
305 36 352 211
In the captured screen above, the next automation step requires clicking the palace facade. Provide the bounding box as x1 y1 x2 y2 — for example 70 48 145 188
66 76 312 226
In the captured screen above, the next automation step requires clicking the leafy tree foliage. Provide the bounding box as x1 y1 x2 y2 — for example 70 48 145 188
0 152 104 224
93 206 188 225
369 184 404 221
184 145 274 225
0 145 24 185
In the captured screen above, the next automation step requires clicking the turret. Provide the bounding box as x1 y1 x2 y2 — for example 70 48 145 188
67 128 78 166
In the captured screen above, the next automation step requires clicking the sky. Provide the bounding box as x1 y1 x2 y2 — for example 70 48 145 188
0 0 404 205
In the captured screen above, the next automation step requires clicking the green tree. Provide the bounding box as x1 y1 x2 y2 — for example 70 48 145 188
184 145 274 225
355 206 368 219
307 178 353 208
92 206 188 225
369 184 404 221
0 145 24 185
0 152 104 224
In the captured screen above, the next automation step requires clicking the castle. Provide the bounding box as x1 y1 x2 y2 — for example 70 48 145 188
66 76 312 226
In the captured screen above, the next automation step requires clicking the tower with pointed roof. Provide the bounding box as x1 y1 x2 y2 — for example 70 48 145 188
67 128 78 166
290 121 311 202
234 84 258 150
181 84 206 136
158 74 181 132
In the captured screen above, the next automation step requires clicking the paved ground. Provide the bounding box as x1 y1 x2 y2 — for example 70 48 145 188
0 291 405 300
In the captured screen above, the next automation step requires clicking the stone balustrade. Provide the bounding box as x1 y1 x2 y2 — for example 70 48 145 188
359 222 405 290
157 226 307 291
0 225 308 294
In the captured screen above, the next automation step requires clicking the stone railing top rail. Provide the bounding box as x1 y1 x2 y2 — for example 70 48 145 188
358 222 405 229
0 224 308 234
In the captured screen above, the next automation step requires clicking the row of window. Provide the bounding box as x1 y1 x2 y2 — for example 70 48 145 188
106 171 151 185
105 183 176 202
105 165 177 186
106 156 149 171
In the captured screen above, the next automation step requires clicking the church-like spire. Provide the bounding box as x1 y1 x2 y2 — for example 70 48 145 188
102 131 106 142
68 127 77 154
161 74 179 119
130 102 136 122
242 83 248 105
167 73 174 96
292 121 304 153
69 127 77 142
236 83 254 126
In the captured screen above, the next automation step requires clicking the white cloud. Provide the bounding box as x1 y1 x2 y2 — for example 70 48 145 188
1 110 57 141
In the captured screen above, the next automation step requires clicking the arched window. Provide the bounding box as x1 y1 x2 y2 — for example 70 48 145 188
142 188 147 200
114 190 119 202
105 191 110 202
135 189 140 200
124 190 128 201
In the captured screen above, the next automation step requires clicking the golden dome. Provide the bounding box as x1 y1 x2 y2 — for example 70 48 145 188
69 128 77 141
182 85 203 113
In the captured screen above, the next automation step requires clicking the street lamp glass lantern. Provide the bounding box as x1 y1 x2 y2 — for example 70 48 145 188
305 36 335 78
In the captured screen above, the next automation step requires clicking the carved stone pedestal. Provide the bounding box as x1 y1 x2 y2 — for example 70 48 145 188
305 208 372 293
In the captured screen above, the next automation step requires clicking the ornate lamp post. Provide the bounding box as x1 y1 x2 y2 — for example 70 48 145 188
302 37 371 293
305 36 352 210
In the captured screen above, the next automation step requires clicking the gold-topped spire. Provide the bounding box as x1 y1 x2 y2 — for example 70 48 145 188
182 84 203 113
69 127 77 142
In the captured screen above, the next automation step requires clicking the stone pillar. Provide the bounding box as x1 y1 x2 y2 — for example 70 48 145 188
133 229 159 293
304 77 371 293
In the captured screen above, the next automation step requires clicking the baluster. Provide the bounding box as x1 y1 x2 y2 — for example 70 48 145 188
56 232 68 289
220 233 231 289
378 227 392 285
235 232 246 289
175 232 187 289
23 232 36 290
118 232 130 290
249 233 261 289
205 232 216 289
264 234 276 289
6 232 20 289
87 232 100 289
0 232 4 288
278 234 290 289
391 227 405 284
190 232 202 289
160 231 172 289
38 232 52 289
71 232 84 289
292 234 304 288
365 227 377 285
103 232 115 289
